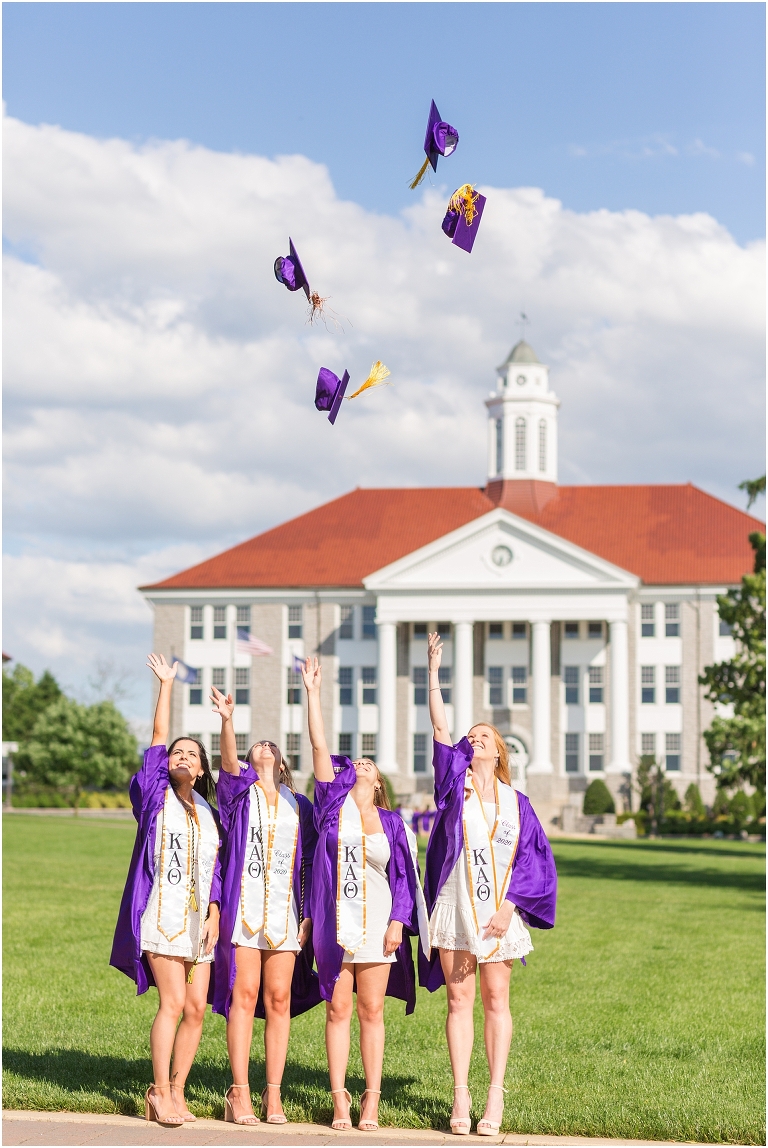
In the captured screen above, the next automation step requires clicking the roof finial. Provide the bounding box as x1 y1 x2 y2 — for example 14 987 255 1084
517 310 531 339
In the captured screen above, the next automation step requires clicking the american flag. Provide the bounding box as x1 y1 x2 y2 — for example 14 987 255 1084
236 628 273 656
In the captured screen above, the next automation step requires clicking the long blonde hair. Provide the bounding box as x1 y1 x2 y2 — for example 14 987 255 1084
357 759 391 809
247 741 296 793
468 724 512 786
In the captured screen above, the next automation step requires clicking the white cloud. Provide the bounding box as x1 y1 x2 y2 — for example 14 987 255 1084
2 112 764 716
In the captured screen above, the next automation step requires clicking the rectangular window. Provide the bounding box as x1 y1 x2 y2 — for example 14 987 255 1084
339 606 354 640
488 666 504 707
286 668 302 705
338 733 353 756
495 417 503 476
588 622 603 639
515 416 526 471
588 665 604 704
235 734 249 755
589 733 604 772
436 622 452 638
362 606 376 639
211 732 221 755
413 623 428 640
665 605 680 636
413 666 427 706
641 665 655 704
235 666 250 705
236 606 251 633
538 418 547 473
190 605 204 640
361 734 377 761
641 603 655 638
213 605 227 640
719 619 733 637
512 622 527 640
288 605 303 639
563 665 579 705
488 622 504 640
286 732 301 771
564 622 579 640
565 732 579 773
362 666 377 705
413 732 428 774
511 665 527 704
665 733 681 771
665 665 680 704
438 665 452 704
212 667 226 689
641 733 656 756
339 667 353 707
189 687 203 705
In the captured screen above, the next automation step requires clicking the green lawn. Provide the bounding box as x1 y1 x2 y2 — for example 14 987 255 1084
3 814 765 1143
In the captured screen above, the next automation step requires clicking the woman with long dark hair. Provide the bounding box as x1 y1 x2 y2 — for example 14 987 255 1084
302 656 424 1134
211 686 320 1126
422 633 557 1137
111 653 221 1127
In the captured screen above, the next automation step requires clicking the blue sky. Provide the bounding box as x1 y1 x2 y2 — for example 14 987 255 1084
3 2 765 243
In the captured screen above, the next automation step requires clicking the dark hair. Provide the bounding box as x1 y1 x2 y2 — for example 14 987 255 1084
246 741 296 793
168 737 216 806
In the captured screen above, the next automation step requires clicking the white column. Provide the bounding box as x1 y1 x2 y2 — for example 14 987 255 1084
377 621 397 773
608 619 631 773
528 620 553 773
453 621 474 739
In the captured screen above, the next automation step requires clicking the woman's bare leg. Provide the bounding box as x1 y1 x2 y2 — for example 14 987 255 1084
168 961 211 1117
354 962 392 1126
326 965 354 1124
440 949 477 1124
226 946 262 1120
478 960 514 1127
145 953 187 1121
261 950 297 1119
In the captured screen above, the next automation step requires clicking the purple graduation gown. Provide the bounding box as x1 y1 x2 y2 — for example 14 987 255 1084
420 738 557 992
213 763 322 1020
311 758 421 1014
110 745 223 999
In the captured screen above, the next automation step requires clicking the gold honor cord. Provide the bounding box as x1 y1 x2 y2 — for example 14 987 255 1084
347 361 391 400
449 184 480 225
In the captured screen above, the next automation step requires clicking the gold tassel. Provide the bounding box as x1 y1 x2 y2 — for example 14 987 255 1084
449 183 479 225
348 361 391 400
186 959 198 985
409 156 431 189
189 885 198 913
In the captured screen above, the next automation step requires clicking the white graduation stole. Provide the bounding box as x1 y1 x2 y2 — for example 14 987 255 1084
156 787 195 942
462 773 521 959
240 783 300 948
336 794 367 953
403 821 431 957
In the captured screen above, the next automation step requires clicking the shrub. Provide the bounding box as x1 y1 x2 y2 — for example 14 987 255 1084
583 779 615 815
684 783 706 816
729 790 752 825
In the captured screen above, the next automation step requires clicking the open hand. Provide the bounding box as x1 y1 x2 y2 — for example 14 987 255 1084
301 656 322 693
482 900 514 940
210 685 234 720
147 652 178 683
427 632 443 672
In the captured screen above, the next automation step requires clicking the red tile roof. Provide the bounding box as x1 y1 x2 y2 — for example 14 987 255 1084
142 482 764 591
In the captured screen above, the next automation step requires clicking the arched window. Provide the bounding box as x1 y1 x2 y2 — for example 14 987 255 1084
495 418 503 476
515 417 526 471
538 419 547 472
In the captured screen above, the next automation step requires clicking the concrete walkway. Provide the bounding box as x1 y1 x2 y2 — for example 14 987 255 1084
2 1110 714 1147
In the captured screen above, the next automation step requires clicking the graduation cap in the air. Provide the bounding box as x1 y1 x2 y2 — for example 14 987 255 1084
314 362 391 424
274 238 310 300
410 100 459 189
442 184 486 254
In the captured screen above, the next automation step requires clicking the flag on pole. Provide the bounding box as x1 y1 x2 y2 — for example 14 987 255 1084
174 659 201 684
237 628 273 657
291 654 305 675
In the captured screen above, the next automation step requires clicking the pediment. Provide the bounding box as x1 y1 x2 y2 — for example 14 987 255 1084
364 509 638 592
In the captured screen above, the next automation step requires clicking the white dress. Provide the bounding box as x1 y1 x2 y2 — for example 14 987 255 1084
343 833 396 965
140 792 218 963
429 801 534 964
231 789 301 952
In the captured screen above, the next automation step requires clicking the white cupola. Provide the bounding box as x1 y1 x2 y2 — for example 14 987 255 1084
485 340 560 485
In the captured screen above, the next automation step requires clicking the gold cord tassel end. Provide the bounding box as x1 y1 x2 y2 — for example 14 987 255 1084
409 156 431 190
348 361 391 400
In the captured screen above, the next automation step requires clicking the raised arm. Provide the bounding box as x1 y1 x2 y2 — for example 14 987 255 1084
147 653 177 747
301 657 334 782
210 686 239 774
428 632 451 745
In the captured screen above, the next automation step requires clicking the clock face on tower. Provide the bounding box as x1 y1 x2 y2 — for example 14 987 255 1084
516 374 526 386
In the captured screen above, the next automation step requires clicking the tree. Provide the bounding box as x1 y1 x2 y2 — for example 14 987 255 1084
738 474 765 510
700 529 766 793
636 755 680 836
683 783 705 817
2 664 63 742
583 779 615 815
15 697 137 813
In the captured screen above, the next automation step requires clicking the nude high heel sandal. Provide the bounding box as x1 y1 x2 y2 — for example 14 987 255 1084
170 1083 196 1122
330 1087 352 1131
358 1088 381 1132
144 1085 184 1126
450 1084 472 1136
223 1083 260 1125
477 1083 508 1136
261 1082 288 1124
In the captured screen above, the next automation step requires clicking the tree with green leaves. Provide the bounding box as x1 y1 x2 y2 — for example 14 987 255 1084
2 664 63 742
15 697 137 813
738 474 765 510
636 755 680 836
700 522 765 794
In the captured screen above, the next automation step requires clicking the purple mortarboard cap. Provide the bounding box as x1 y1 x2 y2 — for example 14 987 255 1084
274 237 310 300
424 99 459 172
314 367 350 425
442 190 486 254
